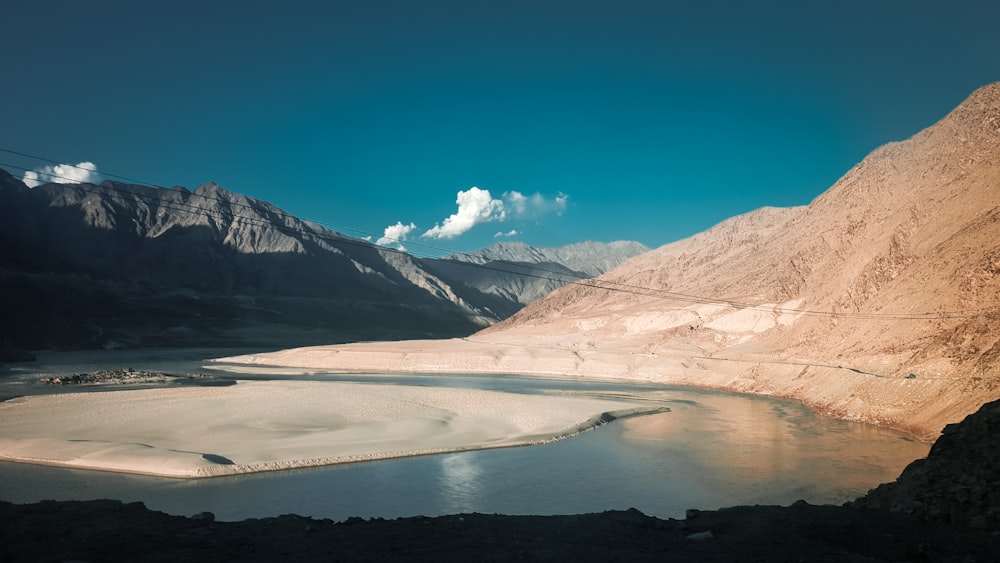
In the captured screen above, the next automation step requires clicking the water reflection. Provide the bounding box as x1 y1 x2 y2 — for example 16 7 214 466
437 453 484 514
620 394 923 504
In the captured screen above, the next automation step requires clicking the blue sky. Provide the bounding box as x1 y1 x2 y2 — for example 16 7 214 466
4 1 1000 257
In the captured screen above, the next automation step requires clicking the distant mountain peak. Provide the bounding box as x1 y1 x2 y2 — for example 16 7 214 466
448 240 649 277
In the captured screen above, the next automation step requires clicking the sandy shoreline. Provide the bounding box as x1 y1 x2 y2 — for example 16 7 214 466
2 325 968 479
0 379 659 478
213 335 988 442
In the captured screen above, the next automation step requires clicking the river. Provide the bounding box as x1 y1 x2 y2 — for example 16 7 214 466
0 348 928 522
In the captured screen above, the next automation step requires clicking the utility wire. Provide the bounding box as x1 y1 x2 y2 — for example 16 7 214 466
0 147 149 185
2 151 996 321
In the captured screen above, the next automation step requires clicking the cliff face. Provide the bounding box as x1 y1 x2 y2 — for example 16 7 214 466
478 83 1000 438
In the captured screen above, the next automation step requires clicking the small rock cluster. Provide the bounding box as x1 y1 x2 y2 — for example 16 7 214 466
850 397 1000 530
40 369 202 386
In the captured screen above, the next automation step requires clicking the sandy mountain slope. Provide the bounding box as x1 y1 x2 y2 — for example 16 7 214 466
225 83 999 440
476 82 1000 437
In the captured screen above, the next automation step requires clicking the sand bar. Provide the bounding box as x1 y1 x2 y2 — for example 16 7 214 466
213 336 982 442
0 380 657 478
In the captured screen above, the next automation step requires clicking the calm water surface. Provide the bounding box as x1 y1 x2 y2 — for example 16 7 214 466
0 349 928 521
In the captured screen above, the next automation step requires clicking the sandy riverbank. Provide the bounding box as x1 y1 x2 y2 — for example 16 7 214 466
0 379 655 478
214 335 988 442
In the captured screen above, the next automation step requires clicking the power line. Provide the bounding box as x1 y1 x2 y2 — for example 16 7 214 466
2 151 995 322
0 147 148 185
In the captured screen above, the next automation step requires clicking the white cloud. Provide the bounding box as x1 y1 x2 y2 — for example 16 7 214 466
504 191 528 216
423 187 505 240
22 161 100 188
555 192 569 213
420 186 570 240
495 229 520 238
376 221 417 250
503 190 568 218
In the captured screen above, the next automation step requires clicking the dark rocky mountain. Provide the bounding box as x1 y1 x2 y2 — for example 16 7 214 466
0 171 494 350
0 171 645 352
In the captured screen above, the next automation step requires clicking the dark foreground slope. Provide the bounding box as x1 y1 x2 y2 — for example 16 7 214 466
3 399 999 562
851 398 1000 530
2 501 996 562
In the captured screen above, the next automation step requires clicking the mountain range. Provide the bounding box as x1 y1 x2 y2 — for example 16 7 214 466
0 171 644 352
425 240 648 310
232 82 1000 440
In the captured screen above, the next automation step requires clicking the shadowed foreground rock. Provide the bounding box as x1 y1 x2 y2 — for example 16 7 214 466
2 500 999 562
851 397 1000 531
3 400 999 561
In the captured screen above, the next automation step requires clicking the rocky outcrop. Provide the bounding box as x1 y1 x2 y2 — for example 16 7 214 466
37 368 223 387
851 397 1000 530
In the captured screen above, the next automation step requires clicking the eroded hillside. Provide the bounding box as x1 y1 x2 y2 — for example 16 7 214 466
475 83 1000 437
